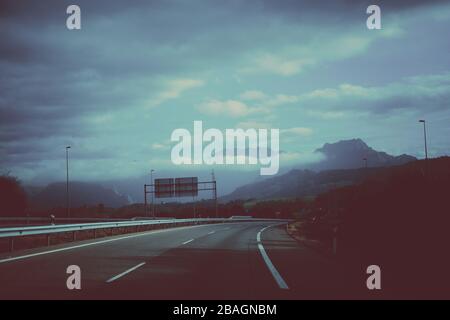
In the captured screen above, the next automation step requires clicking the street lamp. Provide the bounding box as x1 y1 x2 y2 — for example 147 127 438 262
65 146 71 218
419 120 428 160
363 157 368 169
150 169 155 218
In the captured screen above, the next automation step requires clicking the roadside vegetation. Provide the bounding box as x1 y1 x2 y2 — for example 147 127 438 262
0 175 27 217
288 157 450 298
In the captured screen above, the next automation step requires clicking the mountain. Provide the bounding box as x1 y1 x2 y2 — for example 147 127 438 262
222 139 417 201
309 138 416 171
26 139 417 206
30 182 130 209
104 140 415 203
220 167 376 202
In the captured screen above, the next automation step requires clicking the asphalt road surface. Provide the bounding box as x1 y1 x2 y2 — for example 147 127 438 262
0 222 345 299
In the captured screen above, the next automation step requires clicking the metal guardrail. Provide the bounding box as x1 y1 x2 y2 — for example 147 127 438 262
0 217 129 222
0 217 131 227
0 218 288 238
0 218 289 251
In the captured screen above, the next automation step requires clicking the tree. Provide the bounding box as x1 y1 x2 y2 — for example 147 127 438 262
0 175 28 216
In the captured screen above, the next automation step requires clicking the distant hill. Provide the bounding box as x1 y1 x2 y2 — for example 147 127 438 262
309 138 416 171
221 167 381 202
30 182 129 209
25 139 417 207
222 139 417 201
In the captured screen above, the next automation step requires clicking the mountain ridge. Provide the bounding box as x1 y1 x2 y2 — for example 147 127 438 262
309 138 416 171
30 181 130 210
25 139 418 207
221 138 417 201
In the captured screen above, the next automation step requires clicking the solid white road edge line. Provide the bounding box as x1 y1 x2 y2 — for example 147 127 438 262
182 239 194 245
106 262 146 283
257 225 289 290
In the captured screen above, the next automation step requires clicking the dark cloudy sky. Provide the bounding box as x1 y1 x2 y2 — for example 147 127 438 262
1 0 450 184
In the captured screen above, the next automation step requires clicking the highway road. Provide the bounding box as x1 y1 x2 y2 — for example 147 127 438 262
0 222 345 299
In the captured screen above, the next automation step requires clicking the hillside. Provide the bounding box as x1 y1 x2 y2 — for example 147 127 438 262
222 139 417 201
304 157 450 298
30 182 129 209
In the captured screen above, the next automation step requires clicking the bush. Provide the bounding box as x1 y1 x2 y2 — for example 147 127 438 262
0 175 28 216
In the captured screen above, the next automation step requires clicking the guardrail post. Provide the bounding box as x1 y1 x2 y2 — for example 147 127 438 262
93 229 97 239
73 231 77 241
9 238 14 252
46 234 51 246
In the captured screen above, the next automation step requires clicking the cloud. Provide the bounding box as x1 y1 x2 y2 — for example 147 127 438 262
236 6 416 78
240 90 267 101
235 121 271 129
281 127 313 136
306 110 346 119
149 78 204 107
197 99 260 117
280 127 314 145
1 0 449 183
240 91 299 107
265 94 299 107
298 73 450 114
199 91 300 118
239 32 375 77
250 55 313 76
279 150 325 164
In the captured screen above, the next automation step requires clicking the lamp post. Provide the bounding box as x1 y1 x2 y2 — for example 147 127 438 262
150 169 155 218
419 120 428 160
363 157 368 169
65 146 71 218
